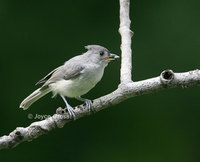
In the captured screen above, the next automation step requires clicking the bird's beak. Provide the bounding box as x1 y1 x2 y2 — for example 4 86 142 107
106 53 120 61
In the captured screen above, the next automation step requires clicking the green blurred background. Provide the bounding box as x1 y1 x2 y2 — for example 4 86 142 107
0 0 200 161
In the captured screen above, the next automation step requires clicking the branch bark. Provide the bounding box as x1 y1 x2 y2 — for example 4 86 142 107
1 69 200 149
0 0 199 150
119 0 133 83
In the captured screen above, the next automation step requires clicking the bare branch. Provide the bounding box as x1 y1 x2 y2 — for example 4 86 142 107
1 69 200 149
119 0 133 83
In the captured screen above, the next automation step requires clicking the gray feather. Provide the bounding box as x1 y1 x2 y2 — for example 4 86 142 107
20 86 51 110
63 66 84 80
43 57 85 86
36 66 63 85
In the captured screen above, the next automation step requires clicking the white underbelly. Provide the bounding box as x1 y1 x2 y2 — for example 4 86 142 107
50 68 104 97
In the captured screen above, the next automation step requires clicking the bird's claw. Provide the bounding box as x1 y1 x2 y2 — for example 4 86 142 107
65 105 76 120
84 99 93 112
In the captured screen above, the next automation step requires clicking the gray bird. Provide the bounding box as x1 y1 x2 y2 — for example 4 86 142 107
20 45 119 119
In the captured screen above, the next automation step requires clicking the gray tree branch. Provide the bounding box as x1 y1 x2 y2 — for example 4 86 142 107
1 69 200 149
119 0 133 83
0 0 199 150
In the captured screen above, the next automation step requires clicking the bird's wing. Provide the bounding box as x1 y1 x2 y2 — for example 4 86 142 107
35 66 63 85
42 63 84 87
60 55 85 81
63 65 84 80
37 55 85 87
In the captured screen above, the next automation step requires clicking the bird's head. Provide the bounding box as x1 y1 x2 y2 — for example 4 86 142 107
84 45 119 66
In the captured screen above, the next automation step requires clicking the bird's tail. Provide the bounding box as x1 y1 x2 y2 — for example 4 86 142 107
20 86 51 110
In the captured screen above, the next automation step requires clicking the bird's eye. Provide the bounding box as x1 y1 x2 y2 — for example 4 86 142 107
100 51 104 56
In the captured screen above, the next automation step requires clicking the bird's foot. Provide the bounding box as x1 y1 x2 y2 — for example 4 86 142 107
75 96 94 113
65 105 76 120
84 99 94 113
60 95 76 120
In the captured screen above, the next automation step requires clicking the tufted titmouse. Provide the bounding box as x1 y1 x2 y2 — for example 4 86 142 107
20 45 119 119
